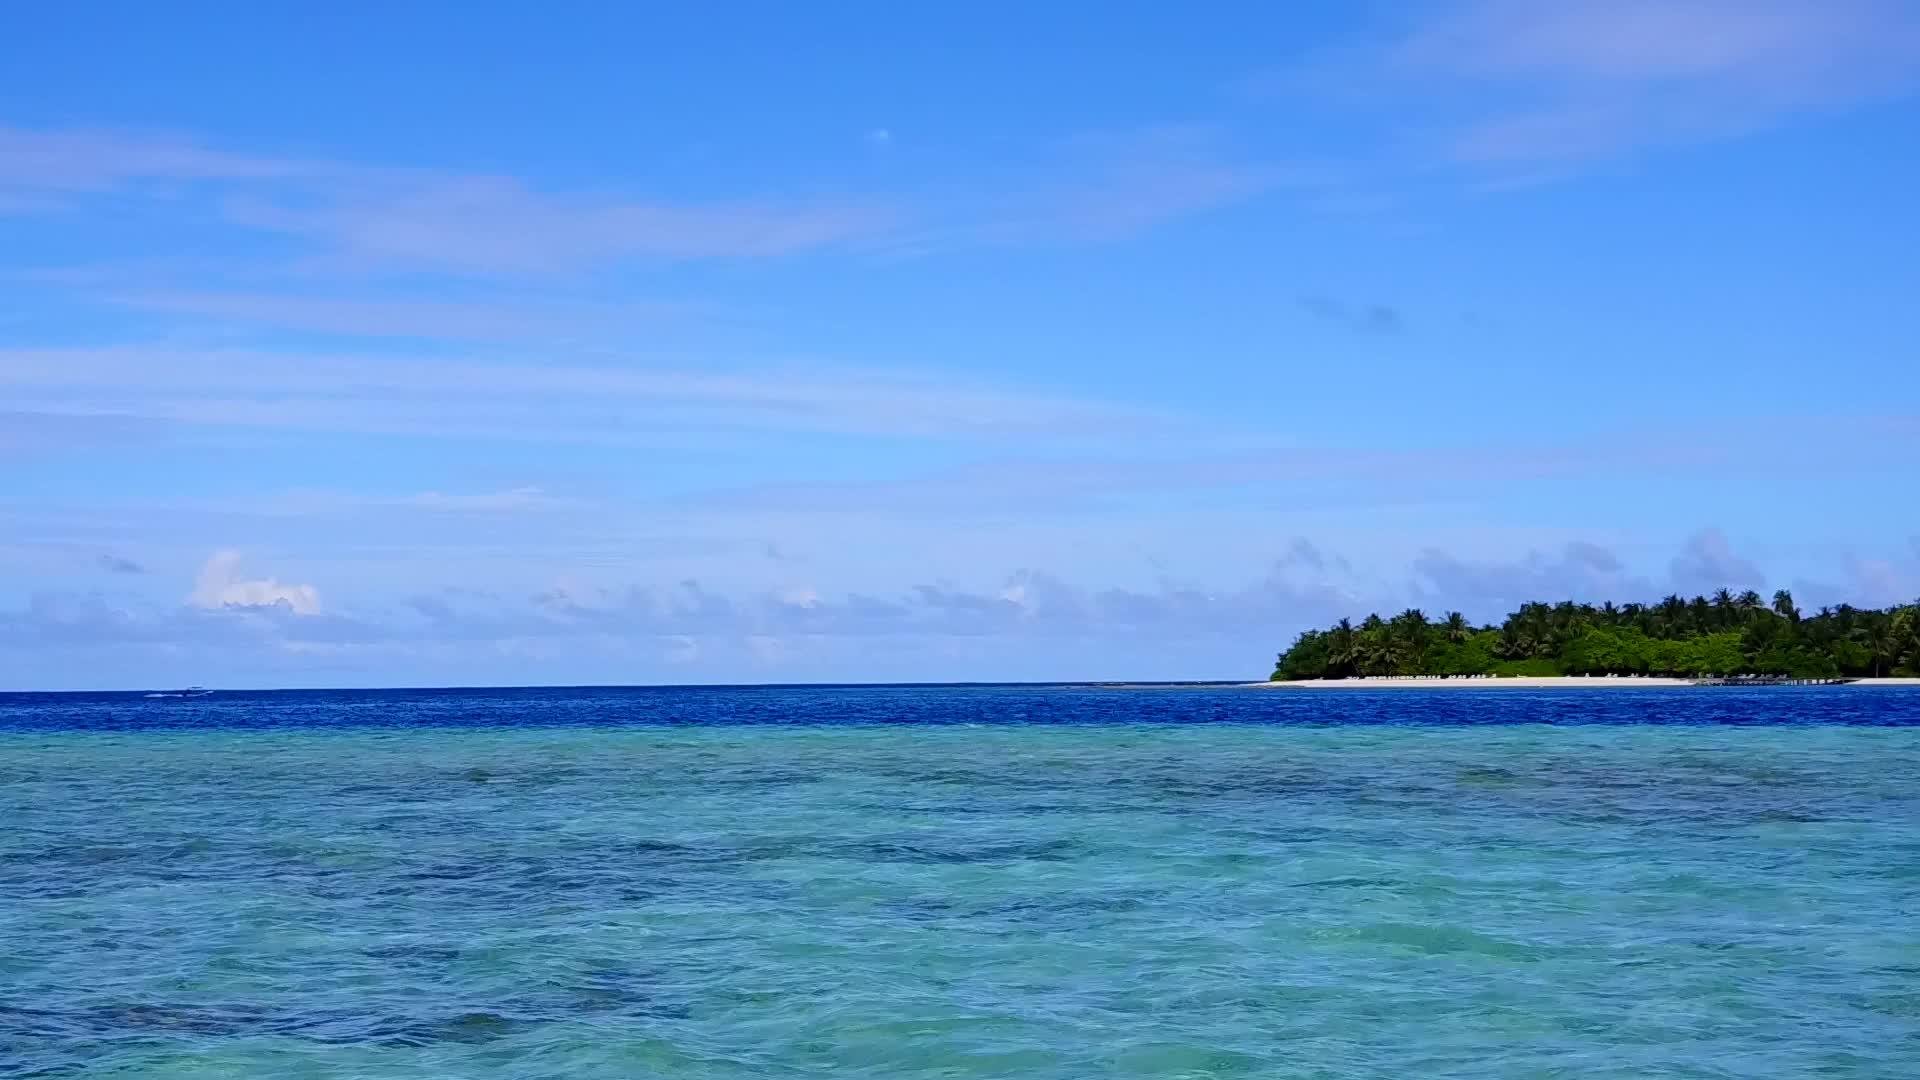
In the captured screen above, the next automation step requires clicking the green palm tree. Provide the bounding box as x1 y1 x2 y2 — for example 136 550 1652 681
1383 635 1418 674
1443 611 1471 643
1891 607 1920 674
1708 589 1741 632
1359 634 1397 676
1329 618 1359 675
1688 595 1712 633
1771 589 1799 622
1861 625 1898 678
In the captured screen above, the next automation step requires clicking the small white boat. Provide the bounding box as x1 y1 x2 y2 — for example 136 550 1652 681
144 686 213 698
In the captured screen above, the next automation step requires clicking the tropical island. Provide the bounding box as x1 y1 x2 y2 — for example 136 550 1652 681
1271 590 1920 682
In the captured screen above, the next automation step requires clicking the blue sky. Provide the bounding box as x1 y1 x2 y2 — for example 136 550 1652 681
3 1 1918 688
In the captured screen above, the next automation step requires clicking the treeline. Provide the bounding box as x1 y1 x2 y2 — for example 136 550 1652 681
1272 590 1920 681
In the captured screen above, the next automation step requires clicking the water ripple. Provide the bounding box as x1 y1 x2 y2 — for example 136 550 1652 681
3 687 1919 1077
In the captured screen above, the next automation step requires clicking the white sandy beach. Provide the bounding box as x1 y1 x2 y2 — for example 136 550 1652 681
1256 676 1920 689
1251 672 1920 687
1257 676 1691 689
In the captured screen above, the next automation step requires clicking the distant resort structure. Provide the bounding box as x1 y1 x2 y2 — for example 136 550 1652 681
1270 590 1920 684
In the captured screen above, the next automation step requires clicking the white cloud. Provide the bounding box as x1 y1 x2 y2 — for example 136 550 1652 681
4 121 1312 277
1435 0 1920 165
1282 0 1920 177
249 487 562 515
189 550 321 615
106 290 699 341
224 175 896 273
0 126 308 192
0 345 1161 444
891 126 1316 251
401 488 554 513
776 586 822 609
1411 542 1655 618
9 532 1917 687
1396 0 1913 84
1668 528 1766 595
0 125 894 273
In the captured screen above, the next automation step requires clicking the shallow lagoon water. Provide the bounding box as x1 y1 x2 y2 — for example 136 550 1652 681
4 685 1919 1078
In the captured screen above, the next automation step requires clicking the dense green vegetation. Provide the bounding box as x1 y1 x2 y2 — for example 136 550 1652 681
1271 590 1920 681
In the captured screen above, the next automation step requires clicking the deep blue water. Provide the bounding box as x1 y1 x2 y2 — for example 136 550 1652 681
5 686 1920 1078
6 682 1920 732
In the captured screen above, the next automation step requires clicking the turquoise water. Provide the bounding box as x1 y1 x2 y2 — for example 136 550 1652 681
5 689 1920 1077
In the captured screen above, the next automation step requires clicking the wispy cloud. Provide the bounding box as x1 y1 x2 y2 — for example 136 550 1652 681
105 290 703 342
1405 530 1900 622
3 122 1298 275
96 553 146 575
1273 0 1920 180
245 487 565 517
17 554 1358 650
8 530 1914 686
1396 0 1917 88
1411 541 1654 617
1039 130 1300 239
0 344 1164 445
0 125 309 192
870 126 1317 252
224 176 897 274
1429 0 1920 167
1668 528 1767 595
0 410 182 456
11 530 1907 687
0 125 896 273
675 437 1723 515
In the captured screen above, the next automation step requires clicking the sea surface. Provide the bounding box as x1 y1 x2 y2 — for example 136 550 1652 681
4 685 1920 1079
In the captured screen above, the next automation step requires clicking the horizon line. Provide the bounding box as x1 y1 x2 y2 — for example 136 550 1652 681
0 679 1257 695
